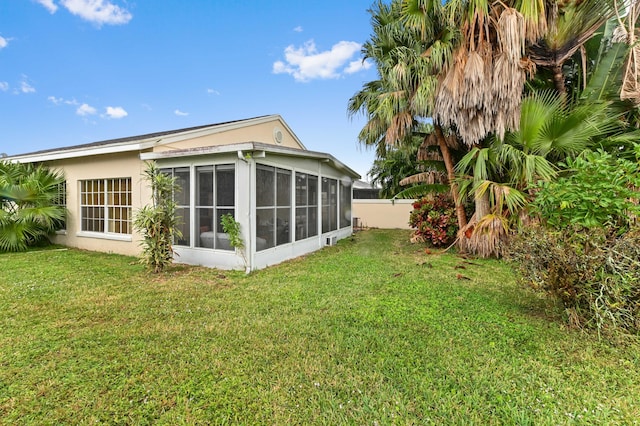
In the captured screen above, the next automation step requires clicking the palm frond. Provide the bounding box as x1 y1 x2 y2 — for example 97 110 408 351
393 183 449 199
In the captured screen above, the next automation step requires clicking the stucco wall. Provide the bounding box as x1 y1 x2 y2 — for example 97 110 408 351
352 199 415 230
153 120 303 152
45 151 149 256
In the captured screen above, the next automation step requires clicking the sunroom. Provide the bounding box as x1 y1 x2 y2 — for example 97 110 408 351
142 142 358 272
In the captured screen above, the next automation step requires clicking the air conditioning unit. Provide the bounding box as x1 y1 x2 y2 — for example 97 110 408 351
325 236 337 246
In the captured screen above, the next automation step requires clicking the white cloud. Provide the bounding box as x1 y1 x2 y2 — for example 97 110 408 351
0 82 8 91
36 0 58 13
0 36 8 49
48 95 79 105
206 88 220 95
20 81 36 94
77 103 97 115
60 0 132 26
174 109 189 116
104 106 127 119
345 58 372 74
293 26 303 33
272 40 364 82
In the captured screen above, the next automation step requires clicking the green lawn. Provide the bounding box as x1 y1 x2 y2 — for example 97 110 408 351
1 230 638 425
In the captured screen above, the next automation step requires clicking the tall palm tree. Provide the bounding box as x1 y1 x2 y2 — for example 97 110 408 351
527 0 617 98
348 0 469 228
0 162 66 251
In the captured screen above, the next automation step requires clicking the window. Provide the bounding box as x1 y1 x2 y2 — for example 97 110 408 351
161 167 191 246
321 177 337 232
256 165 291 250
195 165 235 250
295 172 318 241
53 181 67 230
80 178 131 234
340 180 352 229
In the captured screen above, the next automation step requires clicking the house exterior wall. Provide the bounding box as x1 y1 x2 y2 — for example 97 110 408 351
44 151 150 256
13 116 358 270
158 151 354 271
153 121 302 153
352 199 415 229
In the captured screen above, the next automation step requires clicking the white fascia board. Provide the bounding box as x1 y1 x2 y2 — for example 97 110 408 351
8 139 160 163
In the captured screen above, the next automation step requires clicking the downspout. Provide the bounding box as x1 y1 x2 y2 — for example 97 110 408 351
238 150 252 274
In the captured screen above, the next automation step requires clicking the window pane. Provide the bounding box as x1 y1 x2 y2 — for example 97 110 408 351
295 207 307 241
256 208 275 250
216 209 234 234
175 207 190 246
276 169 291 207
216 209 234 249
308 176 318 206
276 207 290 245
81 206 104 232
216 166 235 207
196 208 214 248
295 173 307 206
197 167 214 207
322 178 338 232
175 168 190 205
308 206 318 237
256 165 274 207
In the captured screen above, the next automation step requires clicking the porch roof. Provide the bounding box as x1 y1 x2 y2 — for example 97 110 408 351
139 141 360 179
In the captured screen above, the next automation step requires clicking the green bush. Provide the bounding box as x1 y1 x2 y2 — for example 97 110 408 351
507 146 640 336
409 193 458 247
506 226 640 336
530 149 640 231
133 162 181 273
0 162 65 252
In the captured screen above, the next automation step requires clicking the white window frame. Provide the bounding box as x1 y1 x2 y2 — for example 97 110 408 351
77 178 132 241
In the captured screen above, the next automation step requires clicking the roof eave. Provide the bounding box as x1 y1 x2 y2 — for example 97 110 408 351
7 139 160 163
140 142 360 179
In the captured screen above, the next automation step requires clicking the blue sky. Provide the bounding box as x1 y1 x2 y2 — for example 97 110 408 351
0 0 379 178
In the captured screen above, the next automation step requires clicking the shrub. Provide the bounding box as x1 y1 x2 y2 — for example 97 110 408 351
507 146 640 336
505 226 640 336
530 149 640 231
133 162 181 273
409 193 458 247
0 161 65 252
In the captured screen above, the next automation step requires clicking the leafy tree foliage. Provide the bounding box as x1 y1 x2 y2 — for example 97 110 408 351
531 147 640 230
0 161 65 252
367 135 423 198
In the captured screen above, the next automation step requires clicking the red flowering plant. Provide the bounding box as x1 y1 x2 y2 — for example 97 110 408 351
409 193 458 247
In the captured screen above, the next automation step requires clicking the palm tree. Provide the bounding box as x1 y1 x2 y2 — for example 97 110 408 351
348 0 469 228
527 0 617 98
367 134 424 198
0 161 66 251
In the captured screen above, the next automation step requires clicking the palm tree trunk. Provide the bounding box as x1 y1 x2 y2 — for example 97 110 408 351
434 125 467 229
552 64 567 100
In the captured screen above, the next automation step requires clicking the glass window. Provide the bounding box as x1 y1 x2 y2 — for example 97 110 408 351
161 167 191 246
53 181 67 230
80 178 131 235
256 165 291 251
322 177 337 233
295 173 318 241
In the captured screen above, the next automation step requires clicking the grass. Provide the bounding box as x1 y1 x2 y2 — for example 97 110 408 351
0 229 639 425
